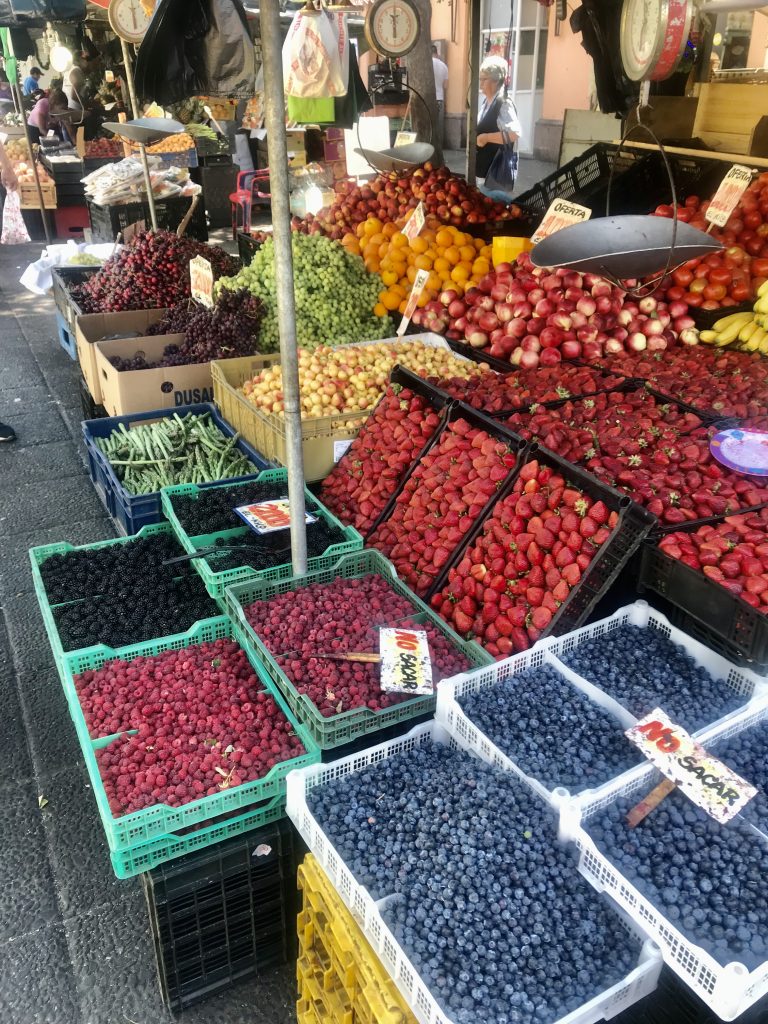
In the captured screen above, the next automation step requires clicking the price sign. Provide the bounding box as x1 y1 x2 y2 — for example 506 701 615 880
190 255 214 308
402 202 425 242
235 500 318 535
625 708 757 824
530 198 591 245
394 131 417 147
380 628 433 695
333 439 353 463
705 165 754 228
397 268 430 336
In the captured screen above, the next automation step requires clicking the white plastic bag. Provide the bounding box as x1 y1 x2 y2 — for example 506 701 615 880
282 8 349 98
1 188 30 245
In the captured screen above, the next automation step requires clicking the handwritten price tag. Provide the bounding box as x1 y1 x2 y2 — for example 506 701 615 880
235 500 318 535
705 165 753 228
402 202 425 242
625 708 757 824
190 255 214 308
379 628 433 695
531 198 591 245
394 131 417 148
397 268 430 336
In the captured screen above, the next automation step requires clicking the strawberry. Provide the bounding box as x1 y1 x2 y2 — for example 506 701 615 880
530 606 553 630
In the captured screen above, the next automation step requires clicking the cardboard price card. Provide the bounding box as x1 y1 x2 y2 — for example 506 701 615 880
705 165 754 228
394 131 417 148
379 628 433 695
235 500 318 535
402 202 425 242
625 708 757 824
530 199 591 245
189 255 214 308
397 268 430 336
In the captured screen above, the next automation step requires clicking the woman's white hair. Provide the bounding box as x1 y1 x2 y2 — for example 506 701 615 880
479 55 508 84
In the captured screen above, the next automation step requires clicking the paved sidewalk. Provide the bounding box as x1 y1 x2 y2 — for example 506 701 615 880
0 242 295 1024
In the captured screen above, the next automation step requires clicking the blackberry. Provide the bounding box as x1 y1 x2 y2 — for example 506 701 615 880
170 481 319 537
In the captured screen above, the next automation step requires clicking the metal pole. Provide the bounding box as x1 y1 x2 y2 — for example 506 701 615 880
5 34 52 243
467 0 482 184
119 39 159 231
260 0 308 575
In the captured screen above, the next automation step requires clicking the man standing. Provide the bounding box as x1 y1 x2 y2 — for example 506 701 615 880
431 45 448 150
22 66 42 96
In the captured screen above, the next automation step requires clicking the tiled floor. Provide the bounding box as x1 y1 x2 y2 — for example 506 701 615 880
0 242 295 1024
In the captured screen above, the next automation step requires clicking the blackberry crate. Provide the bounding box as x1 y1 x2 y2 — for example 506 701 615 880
82 403 272 537
143 819 300 1011
225 550 493 750
86 195 208 243
51 265 98 332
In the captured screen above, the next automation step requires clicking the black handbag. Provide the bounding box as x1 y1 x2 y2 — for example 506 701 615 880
484 128 518 195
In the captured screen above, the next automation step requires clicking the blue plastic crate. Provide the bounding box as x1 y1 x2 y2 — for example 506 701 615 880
82 404 272 537
56 310 77 360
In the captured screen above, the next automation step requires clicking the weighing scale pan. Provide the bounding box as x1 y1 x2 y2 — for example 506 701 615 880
103 118 186 145
354 142 435 173
531 215 723 278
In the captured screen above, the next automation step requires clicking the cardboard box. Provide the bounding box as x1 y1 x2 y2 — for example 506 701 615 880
93 334 237 417
76 309 168 405
323 141 345 162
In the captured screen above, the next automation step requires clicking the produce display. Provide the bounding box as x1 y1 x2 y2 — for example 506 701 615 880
299 163 523 242
308 742 641 1023
82 157 194 205
429 255 689 366
67 253 102 266
94 411 259 495
558 624 745 731
432 460 620 654
75 638 306 814
216 233 392 352
85 137 125 159
435 363 625 413
240 340 484 418
71 230 238 313
242 575 472 717
368 418 520 596
457 664 641 790
698 281 768 354
166 480 319 537
320 385 444 533
3 138 54 188
38 532 217 651
110 290 264 369
710 720 768 828
658 507 768 611
198 516 348 573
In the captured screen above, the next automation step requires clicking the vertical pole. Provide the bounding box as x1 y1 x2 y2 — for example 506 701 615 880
120 38 158 231
5 34 51 243
260 0 308 576
467 0 481 183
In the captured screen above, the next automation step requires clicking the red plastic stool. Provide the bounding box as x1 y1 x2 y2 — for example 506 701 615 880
229 169 271 240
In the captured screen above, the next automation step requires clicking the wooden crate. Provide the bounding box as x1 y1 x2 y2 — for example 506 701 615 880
20 180 57 210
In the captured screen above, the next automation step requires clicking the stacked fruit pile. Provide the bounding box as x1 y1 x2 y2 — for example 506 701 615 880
296 163 523 242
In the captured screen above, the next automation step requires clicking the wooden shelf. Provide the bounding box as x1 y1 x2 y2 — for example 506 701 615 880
613 139 768 169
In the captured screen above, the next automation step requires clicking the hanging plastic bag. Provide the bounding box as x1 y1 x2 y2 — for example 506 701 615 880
484 133 518 197
1 188 30 245
282 7 349 99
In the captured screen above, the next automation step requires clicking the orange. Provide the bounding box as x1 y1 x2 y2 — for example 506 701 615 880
414 254 433 271
374 302 387 317
451 264 470 284
459 244 476 263
410 236 429 255
436 227 454 248
381 270 399 286
382 222 398 238
472 257 491 276
364 217 382 236
444 245 461 266
390 231 408 249
381 290 401 311
433 256 450 274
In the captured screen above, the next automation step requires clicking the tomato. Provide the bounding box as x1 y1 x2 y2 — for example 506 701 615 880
731 282 751 302
725 245 747 265
684 291 704 307
705 254 723 268
709 268 733 286
757 224 768 238
744 210 763 230
672 268 694 287
758 172 768 186
759 201 768 219
694 264 710 280
720 297 738 307
721 230 737 247
728 219 744 236
689 278 708 294
750 258 768 278
700 300 721 310
655 204 674 218
750 276 767 293
741 196 759 213
746 236 765 257
665 285 686 301
685 195 700 208
676 208 692 223
704 283 727 301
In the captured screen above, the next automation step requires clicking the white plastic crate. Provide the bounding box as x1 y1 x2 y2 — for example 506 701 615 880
436 645 649 808
286 721 662 1024
542 601 768 738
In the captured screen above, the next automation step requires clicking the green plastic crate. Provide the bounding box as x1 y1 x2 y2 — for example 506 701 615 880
160 473 362 598
59 616 320 877
29 523 174 669
224 550 493 750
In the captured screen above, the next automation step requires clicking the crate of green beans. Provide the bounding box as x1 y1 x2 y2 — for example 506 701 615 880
82 404 271 536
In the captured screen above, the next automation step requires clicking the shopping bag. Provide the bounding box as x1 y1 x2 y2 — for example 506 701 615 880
484 139 518 196
283 7 349 99
1 187 30 245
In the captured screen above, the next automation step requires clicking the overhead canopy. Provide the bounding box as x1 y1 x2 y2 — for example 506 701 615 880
0 0 86 25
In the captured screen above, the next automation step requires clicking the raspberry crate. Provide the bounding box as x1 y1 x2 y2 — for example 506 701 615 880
58 616 320 877
225 550 493 750
82 403 271 536
144 820 300 1010
286 720 662 1024
161 473 362 597
543 601 768 738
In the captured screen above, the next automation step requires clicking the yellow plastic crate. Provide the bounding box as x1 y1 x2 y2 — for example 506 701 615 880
297 855 417 1024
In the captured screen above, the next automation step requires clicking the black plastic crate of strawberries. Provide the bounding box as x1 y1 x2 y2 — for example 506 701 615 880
143 819 302 1011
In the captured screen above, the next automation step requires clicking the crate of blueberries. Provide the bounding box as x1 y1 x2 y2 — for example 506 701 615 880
286 721 663 1024
436 600 768 809
559 696 768 1021
160 473 363 598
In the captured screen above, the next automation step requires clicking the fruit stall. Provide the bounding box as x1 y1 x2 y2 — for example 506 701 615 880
29 146 768 1024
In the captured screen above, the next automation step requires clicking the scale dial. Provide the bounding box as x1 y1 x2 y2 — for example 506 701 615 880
365 0 421 58
108 0 152 45
620 0 692 81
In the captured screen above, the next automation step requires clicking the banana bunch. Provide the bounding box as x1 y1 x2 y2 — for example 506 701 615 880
699 281 768 353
